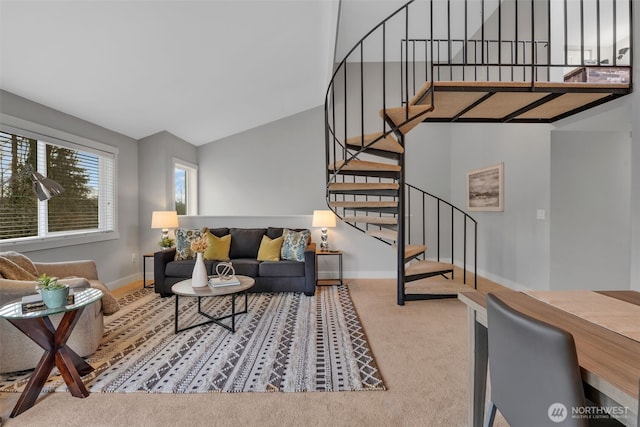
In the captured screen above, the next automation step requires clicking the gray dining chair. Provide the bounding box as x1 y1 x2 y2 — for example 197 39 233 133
484 293 588 427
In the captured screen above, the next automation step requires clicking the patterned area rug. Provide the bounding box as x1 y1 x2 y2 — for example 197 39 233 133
0 285 385 393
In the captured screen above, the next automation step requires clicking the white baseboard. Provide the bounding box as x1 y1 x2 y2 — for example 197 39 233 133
426 258 532 291
318 270 396 279
142 265 529 289
107 273 140 291
476 269 529 291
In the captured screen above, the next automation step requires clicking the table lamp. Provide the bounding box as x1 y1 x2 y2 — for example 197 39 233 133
312 210 337 251
151 210 179 246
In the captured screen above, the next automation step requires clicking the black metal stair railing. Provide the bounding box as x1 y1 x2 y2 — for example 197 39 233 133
324 0 420 184
324 1 425 307
324 0 633 304
323 0 476 304
400 0 632 93
402 38 552 88
405 183 477 289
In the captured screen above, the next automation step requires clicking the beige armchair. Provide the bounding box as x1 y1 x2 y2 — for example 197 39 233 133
0 259 109 374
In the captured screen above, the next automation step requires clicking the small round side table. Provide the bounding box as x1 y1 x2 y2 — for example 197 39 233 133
0 288 103 418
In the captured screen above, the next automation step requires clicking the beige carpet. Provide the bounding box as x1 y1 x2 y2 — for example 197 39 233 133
0 276 508 426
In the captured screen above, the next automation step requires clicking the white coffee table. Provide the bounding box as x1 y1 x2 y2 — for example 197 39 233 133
171 275 255 334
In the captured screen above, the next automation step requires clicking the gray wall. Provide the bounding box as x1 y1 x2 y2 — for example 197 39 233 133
0 90 140 287
176 215 396 279
450 123 552 290
138 131 198 252
447 109 634 293
194 106 396 278
550 130 631 291
197 107 325 216
405 123 452 200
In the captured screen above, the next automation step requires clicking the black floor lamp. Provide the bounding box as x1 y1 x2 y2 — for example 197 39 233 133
26 165 65 201
4 164 65 201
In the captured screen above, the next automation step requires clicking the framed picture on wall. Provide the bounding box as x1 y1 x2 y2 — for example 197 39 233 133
466 162 504 212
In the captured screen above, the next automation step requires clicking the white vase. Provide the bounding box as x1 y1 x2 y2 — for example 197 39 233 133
191 252 208 287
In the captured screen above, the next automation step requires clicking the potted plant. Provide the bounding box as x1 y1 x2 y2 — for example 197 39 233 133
159 237 175 249
36 274 70 308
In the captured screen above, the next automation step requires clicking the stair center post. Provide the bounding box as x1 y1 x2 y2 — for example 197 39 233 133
397 136 406 306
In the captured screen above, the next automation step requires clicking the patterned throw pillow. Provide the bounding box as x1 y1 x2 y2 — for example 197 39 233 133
280 229 311 262
174 228 208 261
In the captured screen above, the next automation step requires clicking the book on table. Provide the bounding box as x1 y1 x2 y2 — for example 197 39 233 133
209 276 241 287
21 291 75 313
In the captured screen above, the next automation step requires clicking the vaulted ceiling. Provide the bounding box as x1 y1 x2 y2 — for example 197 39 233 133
2 1 630 146
0 0 436 145
0 1 341 146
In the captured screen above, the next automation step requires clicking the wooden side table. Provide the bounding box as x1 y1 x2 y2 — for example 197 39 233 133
143 253 155 288
0 288 103 418
316 250 343 286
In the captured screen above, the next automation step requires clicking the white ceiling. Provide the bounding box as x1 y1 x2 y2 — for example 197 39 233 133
8 0 593 147
0 0 341 146
334 0 408 61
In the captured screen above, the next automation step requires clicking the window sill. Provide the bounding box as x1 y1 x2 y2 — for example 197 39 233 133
1 231 119 253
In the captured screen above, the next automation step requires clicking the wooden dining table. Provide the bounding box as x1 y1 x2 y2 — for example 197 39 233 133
459 289 640 427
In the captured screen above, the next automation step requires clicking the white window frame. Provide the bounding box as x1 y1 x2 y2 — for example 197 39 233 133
173 158 198 216
0 114 119 252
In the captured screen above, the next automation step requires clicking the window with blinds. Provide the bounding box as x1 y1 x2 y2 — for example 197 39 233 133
0 129 115 242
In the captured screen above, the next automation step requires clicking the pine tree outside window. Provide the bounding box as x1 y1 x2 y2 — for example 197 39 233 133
0 127 116 243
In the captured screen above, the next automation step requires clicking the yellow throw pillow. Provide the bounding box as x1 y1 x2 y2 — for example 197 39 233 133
203 232 231 261
257 235 283 261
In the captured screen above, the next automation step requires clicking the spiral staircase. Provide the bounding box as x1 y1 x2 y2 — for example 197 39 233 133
324 0 633 305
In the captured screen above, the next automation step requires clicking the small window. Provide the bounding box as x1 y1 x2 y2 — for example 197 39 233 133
174 160 197 215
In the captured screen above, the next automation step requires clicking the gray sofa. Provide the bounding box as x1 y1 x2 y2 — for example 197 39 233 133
154 227 316 297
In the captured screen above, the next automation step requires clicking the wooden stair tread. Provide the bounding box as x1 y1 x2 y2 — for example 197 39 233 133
392 244 427 259
365 229 397 240
382 105 432 122
328 182 399 191
417 81 630 122
405 244 427 259
516 92 612 120
409 81 433 106
345 132 404 154
404 278 469 294
329 160 401 172
381 105 432 134
405 260 454 277
342 216 397 225
329 201 398 208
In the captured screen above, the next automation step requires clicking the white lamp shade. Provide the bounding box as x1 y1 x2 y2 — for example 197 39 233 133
151 211 179 229
312 210 337 228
